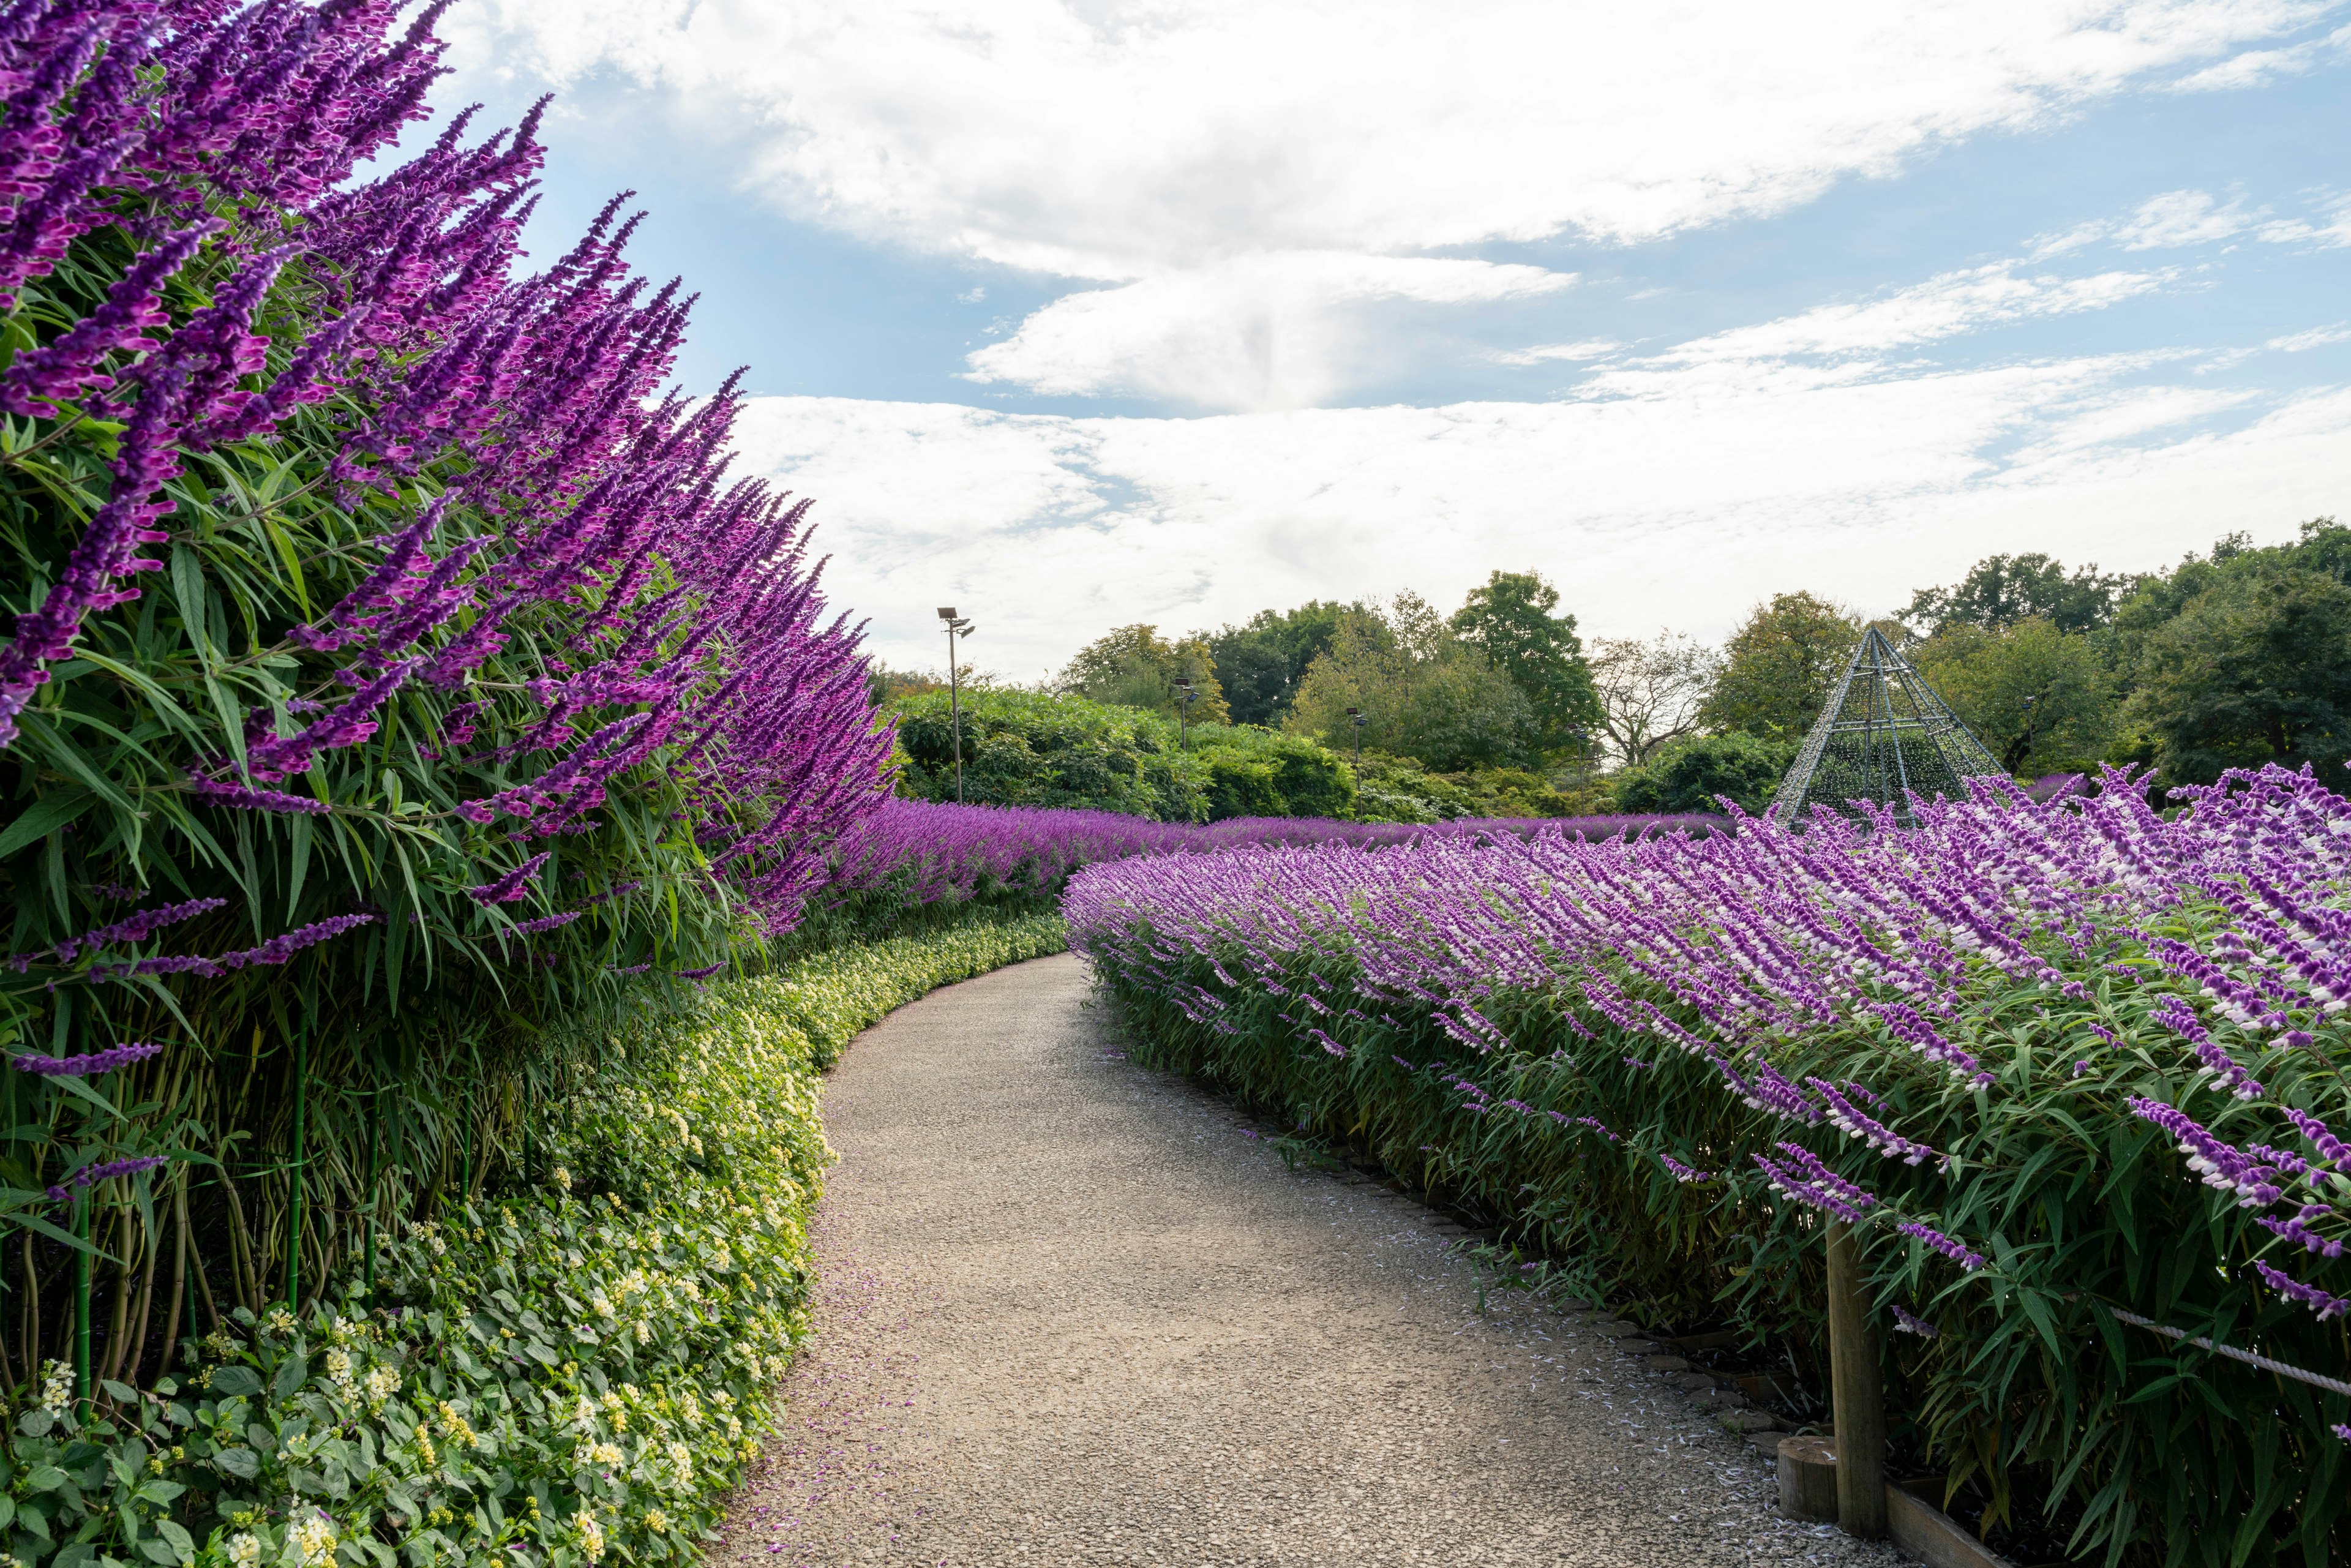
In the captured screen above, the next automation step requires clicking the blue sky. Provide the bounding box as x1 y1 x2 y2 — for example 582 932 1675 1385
438 1 2351 678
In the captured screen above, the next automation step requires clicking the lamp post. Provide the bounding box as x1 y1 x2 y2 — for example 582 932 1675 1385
1344 705 1366 771
937 607 976 803
1173 675 1198 749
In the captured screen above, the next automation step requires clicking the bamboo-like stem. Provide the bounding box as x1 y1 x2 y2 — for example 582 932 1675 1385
20 1232 37 1389
100 1199 135 1386
161 1174 188 1373
285 1029 307 1309
220 1168 261 1316
72 1193 91 1416
119 1188 162 1386
364 1081 381 1306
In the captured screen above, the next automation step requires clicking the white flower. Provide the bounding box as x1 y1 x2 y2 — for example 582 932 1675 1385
264 1307 296 1335
589 1293 613 1318
324 1349 354 1393
664 1439 693 1490
633 1321 650 1345
587 1441 624 1467
37 1359 72 1414
291 1512 336 1567
226 1534 261 1568
576 1511 606 1563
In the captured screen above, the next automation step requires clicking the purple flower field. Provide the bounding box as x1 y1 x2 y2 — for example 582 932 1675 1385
1068 765 2351 1557
820 798 1730 904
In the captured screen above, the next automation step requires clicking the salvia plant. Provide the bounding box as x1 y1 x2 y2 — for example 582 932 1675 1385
822 798 1728 907
1069 766 2351 1566
0 0 890 1438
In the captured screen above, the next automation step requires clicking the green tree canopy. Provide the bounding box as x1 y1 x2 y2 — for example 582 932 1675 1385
1203 601 1355 726
1905 618 2116 776
1699 592 1863 740
1059 624 1231 725
1286 595 1542 771
1449 569 1602 757
2130 565 2351 786
1904 552 2131 636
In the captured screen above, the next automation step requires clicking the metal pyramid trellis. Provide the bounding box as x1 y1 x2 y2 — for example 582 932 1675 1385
1766 625 2006 828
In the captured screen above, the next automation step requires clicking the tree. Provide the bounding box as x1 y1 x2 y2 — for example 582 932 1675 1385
1904 552 2132 636
1612 733 1794 816
894 687 1209 819
2131 566 2351 786
1286 596 1542 771
1449 570 1602 756
1905 618 2116 776
1589 632 1718 767
1059 624 1230 724
1204 601 1355 726
1699 593 1863 740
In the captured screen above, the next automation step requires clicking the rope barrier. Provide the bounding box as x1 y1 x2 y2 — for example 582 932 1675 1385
2101 1304 2351 1400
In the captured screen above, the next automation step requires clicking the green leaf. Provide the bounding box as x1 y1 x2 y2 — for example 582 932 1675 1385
98 1381 136 1406
0 786 94 858
24 1465 69 1493
206 1366 261 1398
211 1447 258 1480
137 1542 178 1565
272 1352 307 1401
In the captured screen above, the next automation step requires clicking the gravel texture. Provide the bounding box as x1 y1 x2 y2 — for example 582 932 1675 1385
718 952 1915 1567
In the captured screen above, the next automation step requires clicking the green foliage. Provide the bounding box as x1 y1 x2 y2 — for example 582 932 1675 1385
0 913 1066 1568
1448 570 1602 757
1188 729 1354 822
1338 754 1575 823
1056 626 1227 725
1905 552 2131 636
1907 618 2117 775
890 688 1207 820
1700 591 1862 741
1611 732 1794 815
1202 602 1354 728
1286 596 1542 771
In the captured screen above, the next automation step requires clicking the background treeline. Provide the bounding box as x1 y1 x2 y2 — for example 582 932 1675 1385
875 517 2351 823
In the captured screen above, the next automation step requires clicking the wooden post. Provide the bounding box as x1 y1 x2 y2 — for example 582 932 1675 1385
1825 1220 1888 1537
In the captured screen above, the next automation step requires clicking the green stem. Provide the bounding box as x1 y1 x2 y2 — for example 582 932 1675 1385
363 1079 381 1307
459 1087 473 1203
285 1031 306 1311
72 1193 89 1417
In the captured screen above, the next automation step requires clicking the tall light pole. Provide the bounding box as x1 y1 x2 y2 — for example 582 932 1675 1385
1344 705 1366 771
937 607 976 803
1173 675 1198 749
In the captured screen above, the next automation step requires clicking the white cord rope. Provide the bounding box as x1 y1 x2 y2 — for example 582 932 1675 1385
2101 1304 2351 1400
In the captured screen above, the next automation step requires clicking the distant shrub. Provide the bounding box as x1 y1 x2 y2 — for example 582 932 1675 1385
890 688 1207 820
1613 732 1796 815
1193 729 1355 820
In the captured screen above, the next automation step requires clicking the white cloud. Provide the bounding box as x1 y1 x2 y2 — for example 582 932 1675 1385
2169 20 2351 85
2112 189 2260 248
737 362 2351 677
1615 263 2173 372
2257 195 2351 248
1490 340 1623 366
451 0 2329 274
448 0 2331 409
962 253 1572 409
2268 323 2351 350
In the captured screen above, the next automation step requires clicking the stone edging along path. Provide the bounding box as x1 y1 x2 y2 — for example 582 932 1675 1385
716 953 1917 1567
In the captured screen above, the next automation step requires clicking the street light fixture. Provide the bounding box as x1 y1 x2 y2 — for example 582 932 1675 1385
937 607 977 803
1344 705 1367 771
1173 675 1198 751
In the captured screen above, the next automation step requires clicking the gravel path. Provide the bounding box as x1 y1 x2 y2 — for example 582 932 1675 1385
719 953 1913 1568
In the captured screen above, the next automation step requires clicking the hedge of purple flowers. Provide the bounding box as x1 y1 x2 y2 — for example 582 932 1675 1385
820 797 1729 906
0 0 888 1433
1070 766 2351 1561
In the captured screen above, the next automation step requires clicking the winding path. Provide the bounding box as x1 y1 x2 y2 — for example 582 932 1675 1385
719 954 1910 1568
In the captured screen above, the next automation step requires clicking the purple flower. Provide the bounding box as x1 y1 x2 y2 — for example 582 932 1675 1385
1891 1305 1940 1338
675 961 726 980
1897 1220 1987 1272
2252 1259 2350 1321
187 778 331 814
12 1041 165 1076
466 852 550 906
48 897 227 962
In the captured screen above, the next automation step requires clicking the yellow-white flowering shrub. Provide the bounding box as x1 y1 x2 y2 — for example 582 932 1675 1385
0 915 1064 1568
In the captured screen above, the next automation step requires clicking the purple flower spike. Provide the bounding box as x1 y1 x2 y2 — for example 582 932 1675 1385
1891 1305 1940 1337
467 851 550 905
12 1041 165 1076
2252 1259 2351 1321
675 961 726 980
188 778 331 814
50 897 228 962
1897 1220 1987 1271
